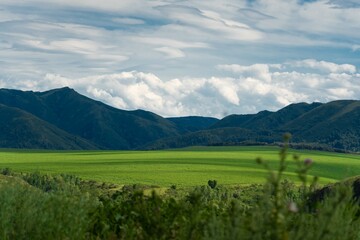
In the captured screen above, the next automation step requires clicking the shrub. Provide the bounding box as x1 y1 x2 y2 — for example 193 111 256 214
0 168 12 176
207 180 217 189
0 182 96 240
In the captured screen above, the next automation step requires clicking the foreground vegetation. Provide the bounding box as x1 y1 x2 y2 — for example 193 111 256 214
0 146 360 187
1 137 359 239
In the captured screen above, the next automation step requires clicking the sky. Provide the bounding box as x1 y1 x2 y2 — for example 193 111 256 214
0 0 359 118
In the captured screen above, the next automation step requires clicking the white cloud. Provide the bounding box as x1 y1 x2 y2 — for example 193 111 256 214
157 5 263 41
21 37 128 62
1 59 359 118
217 64 272 82
132 36 209 49
0 9 23 22
327 88 354 99
0 40 12 49
112 18 145 25
209 77 240 105
23 38 100 55
155 47 185 58
250 0 360 40
87 86 127 109
289 59 357 73
0 0 157 14
328 0 360 8
352 45 360 52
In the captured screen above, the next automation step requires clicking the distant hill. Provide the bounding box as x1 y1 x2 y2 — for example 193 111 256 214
0 87 182 149
0 104 97 150
143 127 276 150
167 116 219 133
146 101 360 152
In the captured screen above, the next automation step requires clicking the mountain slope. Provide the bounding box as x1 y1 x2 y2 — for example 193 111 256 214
0 104 98 150
0 87 181 149
211 102 322 130
147 100 360 151
281 100 360 151
167 116 219 133
144 127 276 150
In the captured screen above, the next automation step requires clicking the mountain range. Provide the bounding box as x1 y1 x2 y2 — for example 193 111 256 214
0 87 359 151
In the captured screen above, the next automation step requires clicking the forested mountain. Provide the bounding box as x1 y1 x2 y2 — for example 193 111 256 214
0 104 97 149
147 101 360 151
0 87 359 151
0 88 181 149
281 100 360 150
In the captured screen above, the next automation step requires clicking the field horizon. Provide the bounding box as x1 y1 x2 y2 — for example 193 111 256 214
1 146 359 187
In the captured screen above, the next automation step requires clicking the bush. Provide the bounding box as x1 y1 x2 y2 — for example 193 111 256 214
0 168 12 176
207 180 217 189
0 182 96 240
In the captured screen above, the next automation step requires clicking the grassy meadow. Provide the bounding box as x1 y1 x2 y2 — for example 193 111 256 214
1 145 360 239
0 146 359 187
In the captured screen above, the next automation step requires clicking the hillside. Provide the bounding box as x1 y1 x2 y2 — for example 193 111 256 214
207 100 360 151
0 87 181 149
0 104 97 150
211 102 322 130
281 100 360 151
147 101 360 151
144 128 277 150
167 116 219 133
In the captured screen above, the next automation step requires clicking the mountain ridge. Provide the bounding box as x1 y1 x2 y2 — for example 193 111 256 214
0 87 359 151
0 87 182 149
146 100 360 151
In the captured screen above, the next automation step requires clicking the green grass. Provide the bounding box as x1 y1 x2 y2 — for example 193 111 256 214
0 146 359 187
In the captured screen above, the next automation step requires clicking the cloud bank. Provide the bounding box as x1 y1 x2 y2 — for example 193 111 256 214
0 59 358 118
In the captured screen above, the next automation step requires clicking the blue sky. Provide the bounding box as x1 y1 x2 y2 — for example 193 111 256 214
0 0 359 117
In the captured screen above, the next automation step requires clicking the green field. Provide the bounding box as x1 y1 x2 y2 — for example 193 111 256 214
0 146 359 187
